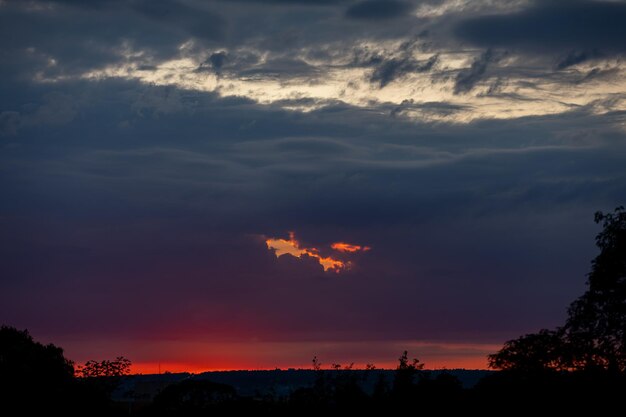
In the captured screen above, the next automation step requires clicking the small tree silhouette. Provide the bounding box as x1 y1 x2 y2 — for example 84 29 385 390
312 356 322 371
393 351 424 396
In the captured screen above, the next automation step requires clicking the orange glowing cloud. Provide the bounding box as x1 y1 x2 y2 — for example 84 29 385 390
331 242 371 253
266 232 369 273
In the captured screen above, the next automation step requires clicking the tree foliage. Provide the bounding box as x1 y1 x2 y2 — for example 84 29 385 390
77 356 132 378
490 206 626 372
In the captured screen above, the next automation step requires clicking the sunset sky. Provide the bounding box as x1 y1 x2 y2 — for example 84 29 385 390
1 0 625 372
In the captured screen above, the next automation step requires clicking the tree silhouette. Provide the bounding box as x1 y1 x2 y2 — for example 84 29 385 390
488 329 566 372
490 206 626 372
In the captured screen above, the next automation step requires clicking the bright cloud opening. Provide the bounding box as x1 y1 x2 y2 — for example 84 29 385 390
331 242 372 253
265 232 371 273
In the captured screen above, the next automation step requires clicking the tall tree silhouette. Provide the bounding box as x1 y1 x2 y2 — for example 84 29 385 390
490 207 626 372
565 207 626 371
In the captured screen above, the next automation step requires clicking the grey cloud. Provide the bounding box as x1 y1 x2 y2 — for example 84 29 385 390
196 49 262 76
573 67 620 84
371 54 438 88
555 50 600 70
1 77 625 344
221 0 348 4
208 51 228 70
348 39 439 88
130 86 187 117
455 0 626 55
238 57 320 79
268 97 346 109
0 0 223 81
0 92 78 134
454 49 495 94
345 0 413 20
196 51 229 74
32 0 125 8
389 100 470 117
0 0 431 87
235 136 357 160
0 111 21 136
31 92 79 126
130 0 223 41
2 0 626 349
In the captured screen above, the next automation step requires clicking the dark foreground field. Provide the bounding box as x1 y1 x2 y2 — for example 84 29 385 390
106 368 625 415
1 332 624 417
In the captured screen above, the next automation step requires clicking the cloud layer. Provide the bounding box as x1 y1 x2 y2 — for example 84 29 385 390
1 0 625 368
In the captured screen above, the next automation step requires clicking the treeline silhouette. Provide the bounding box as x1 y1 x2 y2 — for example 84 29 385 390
1 207 624 415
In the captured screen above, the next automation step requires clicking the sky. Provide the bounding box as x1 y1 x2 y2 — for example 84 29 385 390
1 0 625 372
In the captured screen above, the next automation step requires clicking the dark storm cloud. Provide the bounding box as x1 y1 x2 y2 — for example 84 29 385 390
345 0 413 20
1 79 625 348
1 0 626 357
455 0 626 55
224 0 348 4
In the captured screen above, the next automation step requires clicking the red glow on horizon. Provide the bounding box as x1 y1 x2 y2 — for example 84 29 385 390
130 355 489 375
58 336 495 377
